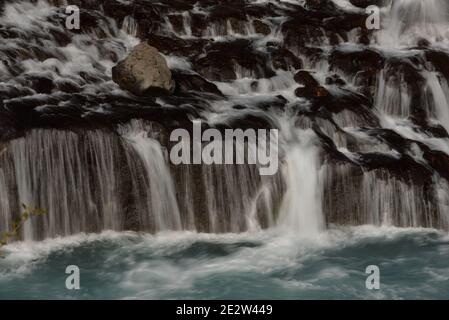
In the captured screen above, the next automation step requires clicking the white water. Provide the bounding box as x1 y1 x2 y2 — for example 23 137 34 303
2 225 447 299
121 122 183 232
375 70 412 118
2 0 449 301
425 72 449 132
7 130 123 240
378 0 449 48
278 130 324 236
1 0 449 242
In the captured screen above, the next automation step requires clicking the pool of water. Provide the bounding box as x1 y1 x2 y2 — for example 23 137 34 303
1 225 449 299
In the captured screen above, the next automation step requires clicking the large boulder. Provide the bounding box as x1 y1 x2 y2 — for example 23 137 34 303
112 43 174 96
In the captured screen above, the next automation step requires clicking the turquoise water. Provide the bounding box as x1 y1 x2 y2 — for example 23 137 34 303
1 226 449 299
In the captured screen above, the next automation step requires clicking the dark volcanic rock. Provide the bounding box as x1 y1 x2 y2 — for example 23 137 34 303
294 70 320 87
147 34 210 57
253 19 271 35
270 47 303 71
425 50 449 80
194 39 275 81
329 47 384 76
172 70 224 96
349 0 385 8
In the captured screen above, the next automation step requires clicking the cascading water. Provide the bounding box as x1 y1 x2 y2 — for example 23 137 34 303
4 130 125 240
1 0 449 299
278 129 324 236
379 0 449 47
120 121 183 232
0 0 447 234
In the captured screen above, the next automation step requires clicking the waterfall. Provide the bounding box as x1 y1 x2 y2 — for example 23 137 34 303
120 121 182 232
425 72 449 133
362 171 430 227
379 0 449 47
278 130 324 236
1 0 449 243
121 16 139 38
0 125 285 239
375 70 412 118
4 130 124 240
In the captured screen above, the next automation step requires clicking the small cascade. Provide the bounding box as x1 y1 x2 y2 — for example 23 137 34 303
379 0 449 47
323 163 442 228
424 72 449 132
375 70 412 118
171 140 284 233
278 130 324 236
0 125 285 239
121 16 139 38
2 130 124 240
361 170 431 227
120 121 182 232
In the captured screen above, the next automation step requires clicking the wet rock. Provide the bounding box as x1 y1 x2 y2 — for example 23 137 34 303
102 0 166 37
282 22 325 48
329 48 384 76
323 13 368 32
270 47 303 71
294 70 320 87
326 74 346 86
23 75 55 94
304 0 341 14
189 13 208 37
330 48 384 94
358 152 434 185
147 33 210 57
3 94 63 114
167 14 185 34
55 79 82 94
349 0 385 8
425 49 449 80
421 124 449 139
172 70 224 96
295 85 330 101
252 95 288 111
209 4 247 23
359 29 371 46
384 56 425 85
253 19 271 35
301 46 325 63
194 39 275 81
295 70 336 112
417 38 431 48
199 3 250 35
245 3 278 18
112 43 174 96
216 112 276 131
424 149 449 182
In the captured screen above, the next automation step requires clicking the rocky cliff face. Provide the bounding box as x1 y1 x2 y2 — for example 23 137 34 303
1 0 449 239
